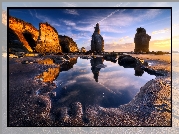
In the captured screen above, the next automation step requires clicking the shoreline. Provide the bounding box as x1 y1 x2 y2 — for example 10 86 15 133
8 54 171 126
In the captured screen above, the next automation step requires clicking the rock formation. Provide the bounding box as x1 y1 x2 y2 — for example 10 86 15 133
8 15 79 54
134 27 151 53
58 35 79 53
81 47 86 53
90 57 104 82
9 16 39 52
35 23 62 54
91 23 104 53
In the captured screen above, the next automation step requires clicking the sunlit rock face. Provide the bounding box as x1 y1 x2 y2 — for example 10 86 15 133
58 35 79 53
9 16 39 52
91 23 104 53
134 27 151 53
81 47 86 53
35 23 62 54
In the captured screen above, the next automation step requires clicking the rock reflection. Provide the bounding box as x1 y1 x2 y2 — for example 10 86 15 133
118 55 144 76
90 57 104 82
134 66 144 76
60 57 77 72
38 58 54 65
35 57 78 83
35 67 60 83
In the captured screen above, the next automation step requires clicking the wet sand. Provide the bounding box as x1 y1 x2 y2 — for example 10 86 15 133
8 54 171 126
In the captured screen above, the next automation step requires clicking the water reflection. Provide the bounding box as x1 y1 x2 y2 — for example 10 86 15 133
60 57 77 72
35 56 156 109
134 66 144 76
118 57 144 77
35 57 77 83
35 67 60 83
90 57 104 82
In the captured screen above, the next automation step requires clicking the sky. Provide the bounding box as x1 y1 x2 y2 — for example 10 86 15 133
8 7 172 52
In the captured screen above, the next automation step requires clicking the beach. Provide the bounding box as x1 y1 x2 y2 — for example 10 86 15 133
8 54 171 126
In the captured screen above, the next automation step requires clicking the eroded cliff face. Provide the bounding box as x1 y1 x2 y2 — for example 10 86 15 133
59 35 79 53
35 23 62 54
8 15 78 54
9 16 39 52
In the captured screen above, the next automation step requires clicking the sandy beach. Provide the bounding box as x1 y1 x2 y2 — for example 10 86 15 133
8 54 171 126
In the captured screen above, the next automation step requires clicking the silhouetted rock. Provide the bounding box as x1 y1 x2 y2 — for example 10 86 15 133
60 57 78 72
134 65 144 76
118 55 137 68
103 52 118 63
134 27 151 53
91 23 104 53
90 57 104 82
58 35 79 53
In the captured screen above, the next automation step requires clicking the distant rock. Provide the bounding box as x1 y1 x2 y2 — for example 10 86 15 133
58 35 79 53
81 47 86 53
134 27 151 53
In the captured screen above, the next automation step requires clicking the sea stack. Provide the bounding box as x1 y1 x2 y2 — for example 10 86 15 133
35 22 62 54
91 23 104 53
134 27 151 53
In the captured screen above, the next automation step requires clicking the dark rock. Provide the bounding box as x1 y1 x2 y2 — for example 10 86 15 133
64 54 71 60
118 55 137 68
134 27 151 53
134 65 144 76
91 23 104 53
21 60 29 64
58 35 79 53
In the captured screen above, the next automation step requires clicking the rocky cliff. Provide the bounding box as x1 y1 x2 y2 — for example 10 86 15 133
8 14 79 54
58 35 79 53
35 23 62 54
9 16 39 52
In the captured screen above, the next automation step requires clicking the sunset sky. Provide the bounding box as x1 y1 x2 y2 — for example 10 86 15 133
2 2 178 52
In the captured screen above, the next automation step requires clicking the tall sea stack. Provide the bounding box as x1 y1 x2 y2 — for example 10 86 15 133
134 27 151 53
91 23 104 53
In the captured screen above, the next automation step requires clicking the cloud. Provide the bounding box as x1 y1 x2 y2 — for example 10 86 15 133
140 9 162 20
63 20 76 26
141 16 171 27
152 28 171 35
65 9 79 15
104 43 135 52
97 9 124 24
35 13 60 27
173 24 179 28
28 9 33 17
149 38 171 51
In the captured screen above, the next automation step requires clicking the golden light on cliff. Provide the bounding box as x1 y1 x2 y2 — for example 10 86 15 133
9 16 39 52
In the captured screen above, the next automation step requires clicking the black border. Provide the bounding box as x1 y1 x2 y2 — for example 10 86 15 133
7 6 172 127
